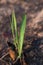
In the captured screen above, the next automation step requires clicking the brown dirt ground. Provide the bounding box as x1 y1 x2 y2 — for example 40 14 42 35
0 0 43 65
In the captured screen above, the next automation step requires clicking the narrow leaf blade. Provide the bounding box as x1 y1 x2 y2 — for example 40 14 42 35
18 14 26 57
13 12 18 44
11 12 14 38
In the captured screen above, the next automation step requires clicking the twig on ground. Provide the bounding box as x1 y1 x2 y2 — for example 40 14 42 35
0 52 9 60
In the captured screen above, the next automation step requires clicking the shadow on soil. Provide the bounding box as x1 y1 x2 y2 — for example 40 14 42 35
23 37 43 65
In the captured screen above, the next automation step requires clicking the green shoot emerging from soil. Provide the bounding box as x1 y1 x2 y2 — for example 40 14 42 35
11 11 26 59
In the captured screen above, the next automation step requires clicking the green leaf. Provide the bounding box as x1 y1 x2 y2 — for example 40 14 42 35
11 11 18 48
11 12 14 38
18 14 26 57
13 12 18 45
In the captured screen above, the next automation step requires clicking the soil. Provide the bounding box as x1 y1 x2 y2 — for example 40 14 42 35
0 0 43 65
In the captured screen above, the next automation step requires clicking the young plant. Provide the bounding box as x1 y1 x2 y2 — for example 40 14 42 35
11 11 26 59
